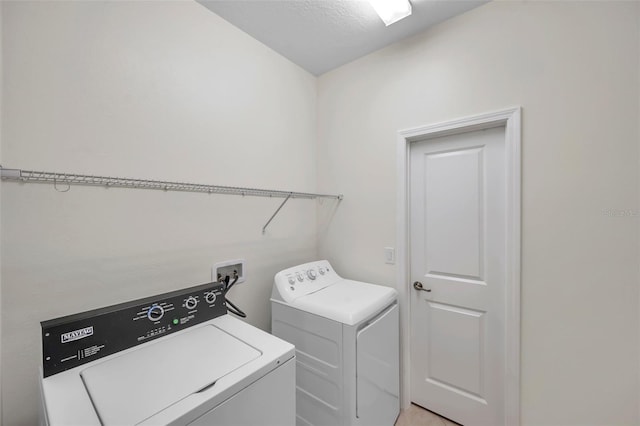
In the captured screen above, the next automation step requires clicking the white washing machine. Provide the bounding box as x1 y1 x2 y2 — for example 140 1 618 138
271 260 399 426
40 282 295 426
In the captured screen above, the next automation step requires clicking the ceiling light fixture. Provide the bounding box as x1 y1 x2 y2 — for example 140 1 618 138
368 0 412 26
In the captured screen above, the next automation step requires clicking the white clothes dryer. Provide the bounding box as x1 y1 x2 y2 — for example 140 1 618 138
40 282 295 426
271 260 399 426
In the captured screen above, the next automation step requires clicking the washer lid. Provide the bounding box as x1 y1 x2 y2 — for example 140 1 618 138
80 325 261 426
290 280 397 326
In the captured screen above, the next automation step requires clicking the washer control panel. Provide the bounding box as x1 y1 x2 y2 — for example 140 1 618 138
273 260 341 303
41 281 226 377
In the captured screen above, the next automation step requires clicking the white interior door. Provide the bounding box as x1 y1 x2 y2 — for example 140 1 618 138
409 125 506 426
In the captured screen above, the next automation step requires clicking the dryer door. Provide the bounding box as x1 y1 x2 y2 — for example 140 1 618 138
356 303 400 426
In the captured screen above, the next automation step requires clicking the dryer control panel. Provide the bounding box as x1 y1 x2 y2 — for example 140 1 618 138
41 282 226 377
273 260 341 303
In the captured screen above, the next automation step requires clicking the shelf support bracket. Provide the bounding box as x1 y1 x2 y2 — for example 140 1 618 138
262 193 292 234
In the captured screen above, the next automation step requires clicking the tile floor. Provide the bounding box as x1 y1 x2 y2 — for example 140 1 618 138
394 404 460 426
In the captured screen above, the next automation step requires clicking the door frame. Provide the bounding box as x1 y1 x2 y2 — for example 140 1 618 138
395 107 521 425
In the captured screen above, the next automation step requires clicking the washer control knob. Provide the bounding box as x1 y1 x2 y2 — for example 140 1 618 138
205 292 217 305
147 304 165 322
288 277 296 285
296 273 304 282
185 296 198 310
318 267 325 275
307 269 317 280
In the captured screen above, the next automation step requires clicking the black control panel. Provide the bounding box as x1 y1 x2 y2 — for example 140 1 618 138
41 282 226 377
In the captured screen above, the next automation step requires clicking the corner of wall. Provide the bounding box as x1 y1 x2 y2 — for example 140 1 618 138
0 0 4 421
637 2 640 421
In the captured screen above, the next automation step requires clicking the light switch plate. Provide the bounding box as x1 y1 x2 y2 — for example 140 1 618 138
384 247 395 264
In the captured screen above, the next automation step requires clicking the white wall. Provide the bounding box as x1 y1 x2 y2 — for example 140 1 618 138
3 1 640 425
0 1 3 424
1 1 319 424
317 1 640 425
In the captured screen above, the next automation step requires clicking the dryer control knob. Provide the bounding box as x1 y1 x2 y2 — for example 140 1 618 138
205 292 217 305
185 296 198 310
306 269 317 280
288 277 296 285
296 273 304 282
318 267 326 275
147 304 165 322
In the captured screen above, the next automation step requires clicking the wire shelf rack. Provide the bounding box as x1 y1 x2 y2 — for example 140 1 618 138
0 166 343 233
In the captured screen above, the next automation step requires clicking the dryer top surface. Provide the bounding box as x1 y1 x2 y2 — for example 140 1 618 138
285 279 397 325
273 261 397 325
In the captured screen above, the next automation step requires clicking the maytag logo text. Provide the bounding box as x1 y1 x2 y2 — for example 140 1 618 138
61 326 94 343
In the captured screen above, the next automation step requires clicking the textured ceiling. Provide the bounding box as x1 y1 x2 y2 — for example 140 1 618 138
197 0 488 76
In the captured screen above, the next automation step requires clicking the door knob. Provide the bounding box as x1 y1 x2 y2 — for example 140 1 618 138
413 281 431 292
